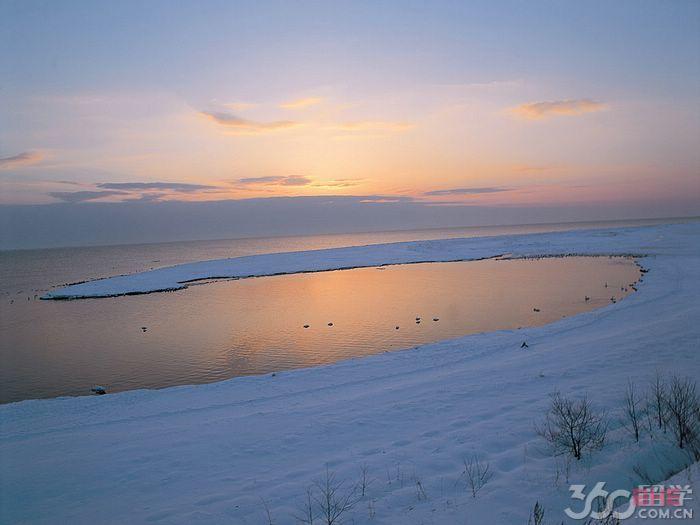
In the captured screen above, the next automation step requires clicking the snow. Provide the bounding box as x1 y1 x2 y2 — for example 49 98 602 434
624 462 699 524
2 221 699 524
44 225 664 299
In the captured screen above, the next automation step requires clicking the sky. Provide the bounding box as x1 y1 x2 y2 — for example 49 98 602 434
1 0 699 248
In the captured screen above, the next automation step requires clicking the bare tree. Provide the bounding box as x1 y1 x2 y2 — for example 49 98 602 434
537 392 607 460
664 376 700 454
649 371 667 433
313 467 361 525
462 454 493 497
622 380 643 442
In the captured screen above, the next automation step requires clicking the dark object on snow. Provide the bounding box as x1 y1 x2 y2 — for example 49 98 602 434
91 386 106 395
521 342 529 348
533 308 541 312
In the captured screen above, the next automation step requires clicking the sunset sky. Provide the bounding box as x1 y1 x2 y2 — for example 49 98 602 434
1 1 699 247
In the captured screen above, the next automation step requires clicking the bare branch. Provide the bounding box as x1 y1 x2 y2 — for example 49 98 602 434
313 467 361 525
648 371 668 433
537 391 607 460
294 487 316 525
462 454 493 497
665 376 700 456
358 463 373 498
527 501 545 525
622 380 643 442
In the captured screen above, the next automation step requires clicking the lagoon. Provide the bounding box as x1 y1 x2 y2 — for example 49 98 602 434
0 255 639 403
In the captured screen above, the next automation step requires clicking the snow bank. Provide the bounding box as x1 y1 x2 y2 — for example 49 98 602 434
624 463 699 524
2 221 699 524
43 224 669 299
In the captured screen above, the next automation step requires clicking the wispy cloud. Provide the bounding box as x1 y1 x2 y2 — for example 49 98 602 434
312 178 364 188
200 110 299 134
49 190 128 203
127 192 169 203
47 181 226 203
509 99 607 120
424 187 510 196
512 164 556 172
54 180 85 186
329 120 414 133
223 102 257 111
199 103 413 136
236 176 312 186
279 176 312 186
359 195 416 203
97 182 219 192
279 97 323 109
236 176 284 185
0 151 44 169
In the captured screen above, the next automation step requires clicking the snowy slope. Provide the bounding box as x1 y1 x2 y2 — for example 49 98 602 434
624 462 699 524
2 222 699 524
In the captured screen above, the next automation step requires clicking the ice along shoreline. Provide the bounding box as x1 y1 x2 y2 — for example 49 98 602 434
41 224 658 300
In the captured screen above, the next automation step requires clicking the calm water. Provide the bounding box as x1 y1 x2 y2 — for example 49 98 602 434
1 255 640 403
0 218 678 403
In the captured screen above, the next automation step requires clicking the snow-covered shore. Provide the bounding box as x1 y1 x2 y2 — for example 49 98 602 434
44 225 660 299
2 222 699 524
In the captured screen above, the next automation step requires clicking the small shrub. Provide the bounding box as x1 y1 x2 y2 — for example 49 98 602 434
313 467 361 525
664 376 700 454
462 454 493 497
415 479 428 501
649 371 668 433
622 380 643 442
537 391 607 460
358 463 372 498
527 501 545 525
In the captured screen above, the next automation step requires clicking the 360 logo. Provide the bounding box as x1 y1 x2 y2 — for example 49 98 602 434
564 482 693 520
565 481 636 520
